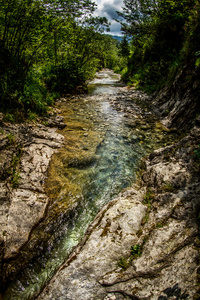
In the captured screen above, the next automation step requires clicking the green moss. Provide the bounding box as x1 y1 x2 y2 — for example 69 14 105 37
130 244 141 257
118 245 143 270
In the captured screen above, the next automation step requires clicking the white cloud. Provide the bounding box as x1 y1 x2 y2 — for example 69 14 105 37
93 0 124 35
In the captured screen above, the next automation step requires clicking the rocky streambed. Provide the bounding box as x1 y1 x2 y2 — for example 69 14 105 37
39 99 200 300
0 70 200 299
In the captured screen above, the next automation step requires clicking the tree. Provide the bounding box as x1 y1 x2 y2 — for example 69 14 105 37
119 36 130 57
116 0 158 36
117 0 198 92
0 0 109 111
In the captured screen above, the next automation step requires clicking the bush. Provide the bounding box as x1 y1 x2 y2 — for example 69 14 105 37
19 68 48 114
44 58 86 94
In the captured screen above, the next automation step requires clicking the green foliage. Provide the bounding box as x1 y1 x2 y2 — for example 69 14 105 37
130 245 141 257
116 0 157 36
156 219 167 229
19 68 49 114
118 0 200 92
119 36 130 57
0 0 121 116
4 114 16 123
141 189 155 224
118 245 142 270
44 59 86 94
11 171 21 188
143 189 155 205
182 0 200 57
7 133 16 145
0 0 49 108
195 50 200 68
10 151 21 188
27 112 38 122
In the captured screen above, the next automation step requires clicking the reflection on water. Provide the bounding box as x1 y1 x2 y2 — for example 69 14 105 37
3 70 177 300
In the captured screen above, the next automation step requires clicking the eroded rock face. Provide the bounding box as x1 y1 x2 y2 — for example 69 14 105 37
0 121 64 260
38 127 200 300
152 65 200 131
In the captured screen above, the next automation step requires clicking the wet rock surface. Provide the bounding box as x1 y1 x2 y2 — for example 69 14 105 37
38 125 200 300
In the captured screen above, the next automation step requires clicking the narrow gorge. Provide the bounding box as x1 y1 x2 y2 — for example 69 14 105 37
0 70 200 300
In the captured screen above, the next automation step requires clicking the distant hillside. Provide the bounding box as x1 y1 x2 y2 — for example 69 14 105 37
105 34 123 42
111 35 123 42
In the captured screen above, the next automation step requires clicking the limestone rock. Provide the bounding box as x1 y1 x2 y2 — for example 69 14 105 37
38 129 200 300
38 188 147 300
4 190 48 258
0 122 64 260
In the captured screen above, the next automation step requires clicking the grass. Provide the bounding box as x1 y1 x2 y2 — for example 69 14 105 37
7 133 16 145
9 151 22 188
0 147 22 188
156 220 167 229
11 171 21 188
130 244 141 257
3 113 16 123
143 189 155 205
118 244 142 270
27 111 38 122
142 189 155 225
118 257 130 270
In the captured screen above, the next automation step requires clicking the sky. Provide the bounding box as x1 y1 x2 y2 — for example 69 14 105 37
94 0 124 36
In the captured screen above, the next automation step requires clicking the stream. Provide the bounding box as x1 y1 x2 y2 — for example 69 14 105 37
3 70 179 300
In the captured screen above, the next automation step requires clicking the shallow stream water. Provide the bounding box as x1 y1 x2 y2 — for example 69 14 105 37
3 70 179 299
